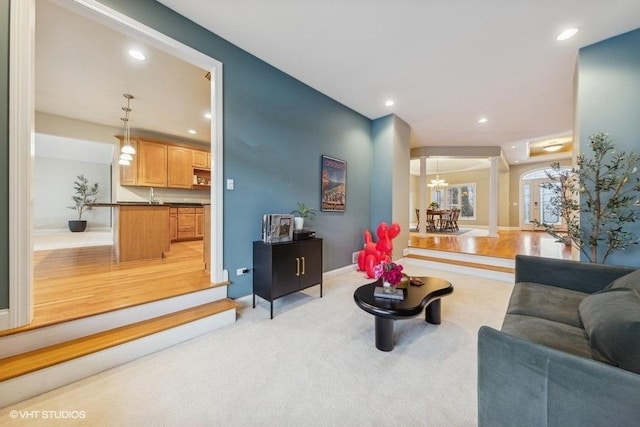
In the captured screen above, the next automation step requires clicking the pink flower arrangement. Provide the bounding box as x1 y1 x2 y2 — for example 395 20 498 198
373 261 404 286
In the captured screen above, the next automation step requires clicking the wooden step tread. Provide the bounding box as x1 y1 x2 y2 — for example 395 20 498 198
405 253 515 274
0 299 238 382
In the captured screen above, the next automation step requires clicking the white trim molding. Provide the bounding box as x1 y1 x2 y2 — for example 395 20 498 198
0 309 9 330
6 0 226 330
8 0 35 328
70 0 225 284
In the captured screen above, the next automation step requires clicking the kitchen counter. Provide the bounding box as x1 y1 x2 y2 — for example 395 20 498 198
91 202 205 207
90 203 170 262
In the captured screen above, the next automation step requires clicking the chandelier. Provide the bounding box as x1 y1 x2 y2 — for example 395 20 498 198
427 157 448 191
118 93 136 166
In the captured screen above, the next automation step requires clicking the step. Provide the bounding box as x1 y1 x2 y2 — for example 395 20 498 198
0 285 229 359
0 299 237 383
402 248 515 283
0 299 237 408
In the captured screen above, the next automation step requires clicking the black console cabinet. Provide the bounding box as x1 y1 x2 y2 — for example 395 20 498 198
253 238 323 318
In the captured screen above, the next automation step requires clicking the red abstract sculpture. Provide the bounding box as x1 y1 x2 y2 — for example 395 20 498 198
357 222 402 278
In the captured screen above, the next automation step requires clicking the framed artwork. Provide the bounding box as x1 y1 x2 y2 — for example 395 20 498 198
321 155 347 212
261 214 294 243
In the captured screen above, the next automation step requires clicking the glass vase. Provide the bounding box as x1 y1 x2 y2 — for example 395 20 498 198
383 281 397 294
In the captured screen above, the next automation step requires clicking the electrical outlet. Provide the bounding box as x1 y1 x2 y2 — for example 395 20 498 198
352 251 360 264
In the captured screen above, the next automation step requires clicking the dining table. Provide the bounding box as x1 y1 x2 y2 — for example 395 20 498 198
428 209 452 232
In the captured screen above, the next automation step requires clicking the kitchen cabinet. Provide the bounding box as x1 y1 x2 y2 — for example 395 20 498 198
195 208 205 238
116 205 170 262
118 137 138 186
167 146 194 189
177 207 196 240
193 168 211 189
192 150 210 169
116 136 211 190
169 207 178 241
252 238 323 318
172 206 204 242
203 205 211 271
138 139 167 187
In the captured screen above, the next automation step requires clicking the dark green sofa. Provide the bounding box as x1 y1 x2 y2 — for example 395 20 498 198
478 255 640 427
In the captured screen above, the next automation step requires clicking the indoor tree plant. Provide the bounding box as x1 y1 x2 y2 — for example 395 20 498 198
291 202 317 230
534 132 640 263
68 174 99 232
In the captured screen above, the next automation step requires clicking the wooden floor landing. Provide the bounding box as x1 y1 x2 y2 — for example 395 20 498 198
1 241 217 337
408 229 573 260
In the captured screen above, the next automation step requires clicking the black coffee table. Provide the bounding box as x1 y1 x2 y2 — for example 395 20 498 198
353 277 454 351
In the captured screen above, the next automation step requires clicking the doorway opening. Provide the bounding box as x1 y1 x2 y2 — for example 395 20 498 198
7 0 224 330
520 168 570 230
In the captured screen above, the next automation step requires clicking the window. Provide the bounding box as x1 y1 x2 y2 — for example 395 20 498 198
432 183 476 220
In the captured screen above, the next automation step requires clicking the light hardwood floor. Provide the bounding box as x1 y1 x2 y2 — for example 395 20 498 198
6 230 567 337
408 229 573 260
1 241 213 337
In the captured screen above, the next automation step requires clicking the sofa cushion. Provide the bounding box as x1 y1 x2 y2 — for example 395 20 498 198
501 314 592 360
579 288 640 374
606 269 640 291
507 282 588 328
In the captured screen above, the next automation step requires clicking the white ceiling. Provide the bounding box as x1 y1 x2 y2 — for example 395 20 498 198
157 0 640 164
35 0 640 170
35 0 211 144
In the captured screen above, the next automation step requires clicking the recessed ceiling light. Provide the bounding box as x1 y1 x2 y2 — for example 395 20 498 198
510 145 516 149
204 112 212 119
478 117 488 124
128 49 146 61
557 28 579 41
188 129 197 135
515 160 520 164
385 100 394 107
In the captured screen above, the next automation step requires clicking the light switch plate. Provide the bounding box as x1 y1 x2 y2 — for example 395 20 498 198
226 179 234 190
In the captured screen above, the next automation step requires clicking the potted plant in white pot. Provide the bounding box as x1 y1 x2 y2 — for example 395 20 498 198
68 174 99 232
291 202 317 230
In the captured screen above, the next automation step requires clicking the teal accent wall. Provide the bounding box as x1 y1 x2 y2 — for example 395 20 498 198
0 0 10 310
578 28 640 267
371 115 394 230
92 0 374 297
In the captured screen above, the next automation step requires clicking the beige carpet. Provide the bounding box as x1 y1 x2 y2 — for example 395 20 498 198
0 264 513 426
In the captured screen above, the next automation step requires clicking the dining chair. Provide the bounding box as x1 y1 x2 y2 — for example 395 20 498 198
450 208 461 231
426 209 437 232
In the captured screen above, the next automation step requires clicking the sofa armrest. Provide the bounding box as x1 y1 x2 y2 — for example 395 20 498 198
515 255 635 294
478 326 640 427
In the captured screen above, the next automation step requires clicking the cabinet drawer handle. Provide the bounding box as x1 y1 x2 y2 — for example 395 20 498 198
296 257 300 276
301 256 305 275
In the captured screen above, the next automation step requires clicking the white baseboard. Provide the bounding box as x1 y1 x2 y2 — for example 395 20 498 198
0 309 8 330
323 263 357 279
0 309 235 409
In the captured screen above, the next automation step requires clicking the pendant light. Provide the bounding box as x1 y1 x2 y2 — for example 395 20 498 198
427 157 449 191
120 93 136 158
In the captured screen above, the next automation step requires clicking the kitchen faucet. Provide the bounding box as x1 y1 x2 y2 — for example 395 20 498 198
149 187 155 203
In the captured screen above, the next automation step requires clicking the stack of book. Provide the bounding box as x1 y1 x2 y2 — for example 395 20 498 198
373 286 405 300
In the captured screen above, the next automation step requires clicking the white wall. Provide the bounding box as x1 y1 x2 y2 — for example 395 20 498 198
34 157 111 230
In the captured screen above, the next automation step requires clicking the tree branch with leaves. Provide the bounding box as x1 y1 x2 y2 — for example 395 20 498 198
534 132 640 263
68 174 99 221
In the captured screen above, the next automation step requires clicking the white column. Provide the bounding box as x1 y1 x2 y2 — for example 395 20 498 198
418 157 427 233
488 156 499 236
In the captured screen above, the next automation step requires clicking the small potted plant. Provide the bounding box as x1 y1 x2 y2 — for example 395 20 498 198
67 174 99 232
291 202 317 230
429 201 439 210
